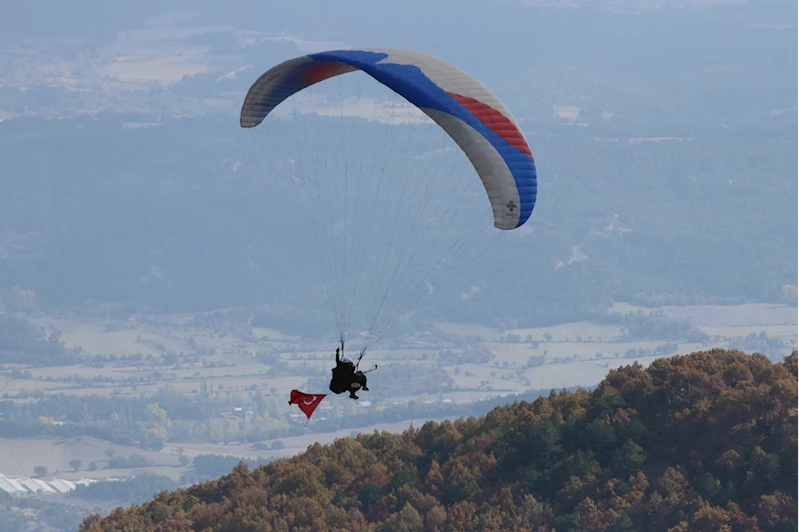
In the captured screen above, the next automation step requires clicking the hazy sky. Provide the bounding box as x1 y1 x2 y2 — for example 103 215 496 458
0 0 796 328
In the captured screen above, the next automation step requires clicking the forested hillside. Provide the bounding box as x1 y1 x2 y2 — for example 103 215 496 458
80 349 797 531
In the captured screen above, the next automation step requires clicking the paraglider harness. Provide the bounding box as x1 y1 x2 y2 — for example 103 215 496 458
329 339 377 399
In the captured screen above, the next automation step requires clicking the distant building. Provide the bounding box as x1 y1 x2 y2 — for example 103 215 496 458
21 479 57 494
0 475 27 494
6 477 29 493
48 479 77 493
0 475 117 496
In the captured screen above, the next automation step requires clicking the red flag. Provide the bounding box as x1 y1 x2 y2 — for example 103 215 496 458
288 389 327 420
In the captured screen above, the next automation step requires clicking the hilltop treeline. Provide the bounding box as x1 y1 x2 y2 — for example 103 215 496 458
0 314 73 365
81 349 797 532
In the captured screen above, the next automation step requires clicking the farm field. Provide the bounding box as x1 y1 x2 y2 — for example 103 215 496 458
2 302 795 483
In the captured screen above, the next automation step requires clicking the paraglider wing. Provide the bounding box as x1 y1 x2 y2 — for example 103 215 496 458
288 389 327 420
240 47 537 230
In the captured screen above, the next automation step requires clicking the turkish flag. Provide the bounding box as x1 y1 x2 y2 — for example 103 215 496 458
288 389 327 420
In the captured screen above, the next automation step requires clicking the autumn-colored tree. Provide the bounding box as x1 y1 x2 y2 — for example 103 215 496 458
81 349 798 532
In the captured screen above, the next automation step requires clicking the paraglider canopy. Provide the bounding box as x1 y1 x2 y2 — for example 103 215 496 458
240 47 537 230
